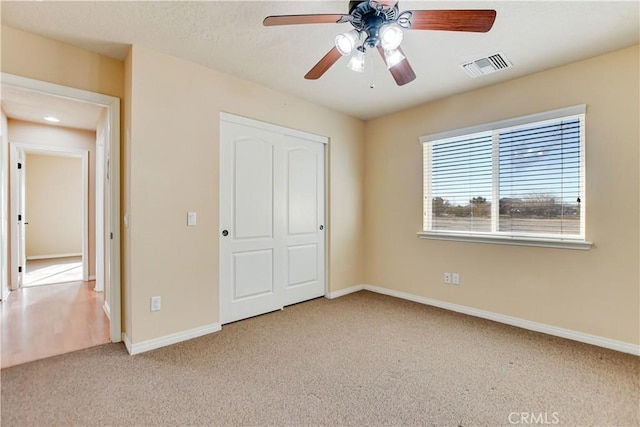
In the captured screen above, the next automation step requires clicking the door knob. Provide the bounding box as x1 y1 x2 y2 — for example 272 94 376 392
222 230 229 236
319 225 324 230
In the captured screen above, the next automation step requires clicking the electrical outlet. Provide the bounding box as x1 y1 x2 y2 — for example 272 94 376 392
444 273 451 284
151 296 161 312
452 273 460 285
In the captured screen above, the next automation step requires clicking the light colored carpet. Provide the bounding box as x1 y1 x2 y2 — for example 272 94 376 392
1 291 638 426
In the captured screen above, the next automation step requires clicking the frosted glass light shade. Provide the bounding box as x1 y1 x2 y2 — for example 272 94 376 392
379 24 403 50
347 49 366 72
384 48 405 69
335 30 360 56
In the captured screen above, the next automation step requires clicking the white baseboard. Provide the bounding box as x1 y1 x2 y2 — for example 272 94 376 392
89 275 96 281
122 323 222 356
346 284 638 356
102 301 111 319
325 284 364 299
122 332 132 354
27 253 82 260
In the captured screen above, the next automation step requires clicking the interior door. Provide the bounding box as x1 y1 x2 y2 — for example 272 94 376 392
104 153 112 312
16 149 26 288
220 122 284 324
220 116 326 324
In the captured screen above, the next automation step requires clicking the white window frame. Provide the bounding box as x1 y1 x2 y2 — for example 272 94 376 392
418 105 592 250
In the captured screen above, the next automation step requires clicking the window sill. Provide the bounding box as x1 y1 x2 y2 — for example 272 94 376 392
417 232 592 250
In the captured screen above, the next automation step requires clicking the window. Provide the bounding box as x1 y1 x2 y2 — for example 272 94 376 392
420 105 590 249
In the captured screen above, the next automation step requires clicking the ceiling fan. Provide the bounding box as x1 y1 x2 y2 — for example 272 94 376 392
263 1 496 86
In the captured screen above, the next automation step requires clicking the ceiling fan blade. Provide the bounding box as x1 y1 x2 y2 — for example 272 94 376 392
377 47 416 86
263 14 350 26
406 10 497 33
305 47 343 80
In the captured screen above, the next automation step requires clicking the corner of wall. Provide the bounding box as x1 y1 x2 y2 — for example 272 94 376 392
122 46 133 340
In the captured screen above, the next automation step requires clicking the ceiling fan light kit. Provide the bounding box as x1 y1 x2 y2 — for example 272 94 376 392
263 0 497 86
335 29 361 56
347 46 367 72
383 48 405 69
379 24 403 50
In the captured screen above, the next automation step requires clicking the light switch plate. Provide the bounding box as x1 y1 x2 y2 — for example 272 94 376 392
187 212 197 226
151 296 161 312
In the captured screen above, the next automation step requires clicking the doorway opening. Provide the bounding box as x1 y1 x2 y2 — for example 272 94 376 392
1 74 121 364
10 144 90 289
22 150 85 286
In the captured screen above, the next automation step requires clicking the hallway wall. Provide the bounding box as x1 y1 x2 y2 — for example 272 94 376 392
25 153 83 259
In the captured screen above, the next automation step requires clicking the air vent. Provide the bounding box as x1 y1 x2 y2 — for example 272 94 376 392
460 52 512 78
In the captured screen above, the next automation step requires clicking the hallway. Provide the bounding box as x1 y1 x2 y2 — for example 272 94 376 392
0 281 109 368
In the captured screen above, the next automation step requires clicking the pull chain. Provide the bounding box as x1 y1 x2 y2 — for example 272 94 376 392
369 47 376 89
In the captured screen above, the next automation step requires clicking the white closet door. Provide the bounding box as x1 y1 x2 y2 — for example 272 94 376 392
281 135 325 307
220 117 325 325
220 122 284 324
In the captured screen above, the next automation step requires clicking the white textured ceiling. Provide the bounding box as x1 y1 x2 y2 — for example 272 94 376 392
1 1 638 120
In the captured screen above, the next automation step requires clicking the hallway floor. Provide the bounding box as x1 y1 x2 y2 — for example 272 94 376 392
0 281 110 368
23 256 83 287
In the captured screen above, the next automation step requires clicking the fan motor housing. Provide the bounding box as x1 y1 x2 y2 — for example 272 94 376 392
348 1 366 14
348 0 399 48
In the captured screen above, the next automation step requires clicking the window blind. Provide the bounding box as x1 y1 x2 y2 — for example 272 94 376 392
422 107 585 241
498 118 582 236
428 132 493 232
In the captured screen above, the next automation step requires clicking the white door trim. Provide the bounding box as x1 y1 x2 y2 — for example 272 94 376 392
10 143 90 285
220 112 328 145
9 147 26 288
95 143 105 293
1 73 122 343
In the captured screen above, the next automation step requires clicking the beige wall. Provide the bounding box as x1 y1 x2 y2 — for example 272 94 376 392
1 26 124 99
8 120 97 276
25 153 83 258
364 45 640 345
125 45 365 343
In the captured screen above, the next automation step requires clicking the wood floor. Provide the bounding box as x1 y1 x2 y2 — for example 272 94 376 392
0 280 110 368
24 256 83 287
